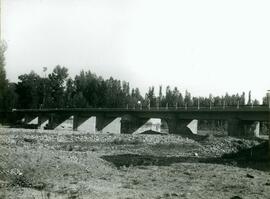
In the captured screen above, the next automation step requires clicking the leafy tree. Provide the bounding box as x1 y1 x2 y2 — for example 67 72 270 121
105 77 123 107
253 99 260 105
46 65 69 108
213 96 222 106
64 78 76 108
15 71 43 108
73 92 88 108
74 70 105 107
130 88 143 108
2 83 17 110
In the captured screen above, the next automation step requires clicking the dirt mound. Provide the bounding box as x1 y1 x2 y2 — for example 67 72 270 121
198 135 263 157
0 146 115 191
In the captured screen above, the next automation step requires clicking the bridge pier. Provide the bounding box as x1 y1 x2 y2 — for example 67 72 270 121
244 121 260 137
45 114 71 130
23 115 37 124
95 115 115 132
120 115 148 134
73 115 91 131
227 119 260 137
38 115 49 127
164 119 198 135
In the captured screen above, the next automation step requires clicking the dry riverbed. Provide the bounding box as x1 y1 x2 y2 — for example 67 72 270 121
0 128 270 199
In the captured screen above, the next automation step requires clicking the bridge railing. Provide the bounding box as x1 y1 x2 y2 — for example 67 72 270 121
10 105 269 113
130 105 268 111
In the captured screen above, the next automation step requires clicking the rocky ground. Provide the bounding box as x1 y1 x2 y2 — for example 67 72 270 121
0 127 269 199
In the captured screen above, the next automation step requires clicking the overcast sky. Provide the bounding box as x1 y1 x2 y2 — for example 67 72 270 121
2 0 270 101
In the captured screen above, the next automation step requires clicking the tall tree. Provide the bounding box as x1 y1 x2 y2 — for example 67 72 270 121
165 86 172 106
122 81 130 106
105 77 123 107
16 71 43 109
172 87 181 106
130 88 143 108
3 83 18 110
0 42 7 109
262 94 268 105
46 65 69 108
64 78 76 108
247 91 252 105
240 92 245 105
145 86 156 107
184 90 192 106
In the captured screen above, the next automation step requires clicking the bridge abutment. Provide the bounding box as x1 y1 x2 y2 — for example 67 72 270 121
227 119 260 137
120 115 148 134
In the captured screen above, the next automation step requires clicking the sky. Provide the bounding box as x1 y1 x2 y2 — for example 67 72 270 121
2 0 270 101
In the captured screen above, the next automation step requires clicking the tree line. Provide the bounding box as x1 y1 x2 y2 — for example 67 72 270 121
0 65 266 111
0 44 269 111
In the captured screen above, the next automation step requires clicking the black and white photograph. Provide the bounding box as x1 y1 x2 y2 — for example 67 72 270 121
0 0 270 198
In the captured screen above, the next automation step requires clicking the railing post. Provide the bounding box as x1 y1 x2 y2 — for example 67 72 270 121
197 98 200 110
185 103 187 110
237 101 239 109
126 104 129 109
166 103 168 110
175 102 178 110
210 101 212 110
223 101 226 109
